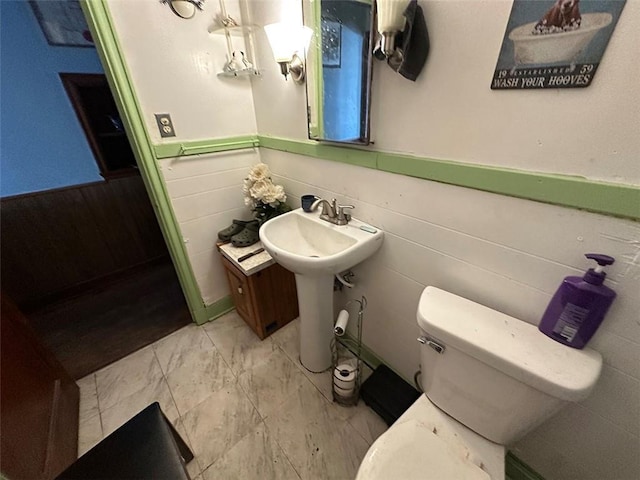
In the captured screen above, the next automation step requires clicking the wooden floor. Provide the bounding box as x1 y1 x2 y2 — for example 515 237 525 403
28 260 192 380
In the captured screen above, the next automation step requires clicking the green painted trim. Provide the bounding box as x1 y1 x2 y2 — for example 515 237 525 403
197 296 235 325
259 135 377 169
258 135 640 220
82 0 207 323
154 136 259 159
308 0 324 138
378 153 640 220
505 452 546 480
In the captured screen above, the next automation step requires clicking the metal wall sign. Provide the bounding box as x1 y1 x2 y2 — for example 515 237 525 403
491 0 626 90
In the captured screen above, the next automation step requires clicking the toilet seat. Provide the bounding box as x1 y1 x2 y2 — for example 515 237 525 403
356 396 505 480
357 419 490 480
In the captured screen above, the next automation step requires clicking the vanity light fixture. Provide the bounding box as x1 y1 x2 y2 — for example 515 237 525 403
264 23 313 84
376 0 408 57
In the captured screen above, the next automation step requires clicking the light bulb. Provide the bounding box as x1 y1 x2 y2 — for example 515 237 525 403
376 0 408 57
377 0 408 33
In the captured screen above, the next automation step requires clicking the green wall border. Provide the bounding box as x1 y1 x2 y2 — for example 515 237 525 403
154 136 259 159
81 0 219 325
305 0 324 139
260 135 377 169
202 296 235 325
258 135 639 220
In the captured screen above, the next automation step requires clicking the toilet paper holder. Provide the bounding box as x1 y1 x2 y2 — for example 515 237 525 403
331 296 367 406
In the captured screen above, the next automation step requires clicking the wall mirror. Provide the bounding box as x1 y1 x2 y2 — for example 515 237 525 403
303 0 374 145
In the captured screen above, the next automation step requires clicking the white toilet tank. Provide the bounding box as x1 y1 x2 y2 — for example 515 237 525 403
417 287 602 445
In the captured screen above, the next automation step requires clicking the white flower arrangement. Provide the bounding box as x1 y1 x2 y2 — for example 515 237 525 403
243 163 290 224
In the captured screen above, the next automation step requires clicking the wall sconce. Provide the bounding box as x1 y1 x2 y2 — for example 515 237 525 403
376 0 408 57
264 23 313 84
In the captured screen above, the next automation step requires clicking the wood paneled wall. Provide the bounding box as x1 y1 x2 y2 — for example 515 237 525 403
1 175 169 309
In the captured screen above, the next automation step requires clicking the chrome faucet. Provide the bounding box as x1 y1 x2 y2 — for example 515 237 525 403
310 198 355 225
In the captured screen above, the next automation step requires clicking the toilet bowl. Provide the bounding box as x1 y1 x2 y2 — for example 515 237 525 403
356 287 602 479
357 395 503 479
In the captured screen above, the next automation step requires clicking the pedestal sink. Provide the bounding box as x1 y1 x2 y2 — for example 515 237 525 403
260 208 383 372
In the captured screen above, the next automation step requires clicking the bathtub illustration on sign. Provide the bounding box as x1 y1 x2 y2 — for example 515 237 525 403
509 13 613 65
491 0 626 90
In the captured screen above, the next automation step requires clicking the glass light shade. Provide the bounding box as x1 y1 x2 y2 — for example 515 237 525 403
265 23 313 63
169 0 196 19
376 0 408 32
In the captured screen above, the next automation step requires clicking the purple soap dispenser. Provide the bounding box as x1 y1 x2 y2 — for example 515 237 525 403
538 254 616 349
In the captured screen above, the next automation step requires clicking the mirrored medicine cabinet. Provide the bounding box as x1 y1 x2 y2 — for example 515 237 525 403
303 0 375 145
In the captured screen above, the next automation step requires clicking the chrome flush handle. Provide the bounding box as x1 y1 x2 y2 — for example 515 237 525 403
417 336 445 354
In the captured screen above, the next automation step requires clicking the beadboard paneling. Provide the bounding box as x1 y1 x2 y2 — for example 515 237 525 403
1 176 168 309
159 151 260 304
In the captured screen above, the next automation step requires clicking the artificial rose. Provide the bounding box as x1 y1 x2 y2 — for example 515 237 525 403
247 163 270 182
242 163 289 225
249 179 270 202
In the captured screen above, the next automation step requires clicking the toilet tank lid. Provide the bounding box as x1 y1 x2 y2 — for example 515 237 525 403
417 287 602 402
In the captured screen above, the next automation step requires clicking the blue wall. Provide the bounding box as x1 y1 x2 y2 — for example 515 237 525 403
1 0 104 197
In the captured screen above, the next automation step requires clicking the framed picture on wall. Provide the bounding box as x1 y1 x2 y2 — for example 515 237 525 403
322 19 342 68
491 0 626 89
29 0 95 47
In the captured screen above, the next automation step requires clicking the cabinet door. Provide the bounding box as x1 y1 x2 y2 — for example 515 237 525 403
1 296 79 479
223 260 259 335
250 263 299 334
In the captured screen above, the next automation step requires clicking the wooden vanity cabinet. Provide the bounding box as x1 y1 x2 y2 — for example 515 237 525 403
219 254 298 339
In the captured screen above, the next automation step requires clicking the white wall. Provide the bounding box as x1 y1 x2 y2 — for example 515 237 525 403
248 1 640 479
107 0 258 142
107 0 261 303
366 0 639 184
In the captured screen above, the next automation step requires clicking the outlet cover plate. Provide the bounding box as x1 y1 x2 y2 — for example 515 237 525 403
154 113 176 138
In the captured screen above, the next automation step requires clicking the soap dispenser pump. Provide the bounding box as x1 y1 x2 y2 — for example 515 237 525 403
539 254 616 349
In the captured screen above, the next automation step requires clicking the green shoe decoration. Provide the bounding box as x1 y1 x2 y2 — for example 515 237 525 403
218 219 251 242
230 220 260 247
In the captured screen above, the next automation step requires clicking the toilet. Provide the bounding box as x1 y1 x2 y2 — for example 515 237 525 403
356 287 602 480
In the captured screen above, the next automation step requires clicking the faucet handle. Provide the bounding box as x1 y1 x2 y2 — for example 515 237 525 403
337 204 355 223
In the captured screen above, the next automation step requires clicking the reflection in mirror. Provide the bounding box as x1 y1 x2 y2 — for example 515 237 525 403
304 0 374 145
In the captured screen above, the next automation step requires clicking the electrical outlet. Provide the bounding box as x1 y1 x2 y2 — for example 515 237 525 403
154 113 176 138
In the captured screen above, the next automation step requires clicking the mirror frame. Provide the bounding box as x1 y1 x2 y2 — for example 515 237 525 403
304 0 375 146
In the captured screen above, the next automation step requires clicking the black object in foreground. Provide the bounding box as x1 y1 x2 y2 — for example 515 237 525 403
56 402 193 479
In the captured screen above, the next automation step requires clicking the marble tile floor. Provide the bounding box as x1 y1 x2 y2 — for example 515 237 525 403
77 311 388 480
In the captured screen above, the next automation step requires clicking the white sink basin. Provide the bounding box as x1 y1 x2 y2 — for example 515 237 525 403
260 208 384 372
260 209 383 276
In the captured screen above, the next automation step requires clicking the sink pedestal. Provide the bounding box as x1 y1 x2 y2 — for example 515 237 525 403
295 274 334 372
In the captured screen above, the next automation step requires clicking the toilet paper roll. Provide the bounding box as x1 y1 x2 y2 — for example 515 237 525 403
334 310 350 336
333 364 356 396
334 384 355 397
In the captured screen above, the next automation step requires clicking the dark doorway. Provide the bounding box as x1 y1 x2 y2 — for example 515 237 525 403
1 74 191 379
